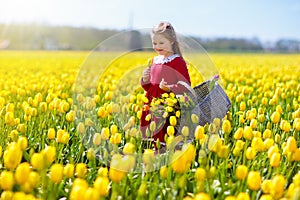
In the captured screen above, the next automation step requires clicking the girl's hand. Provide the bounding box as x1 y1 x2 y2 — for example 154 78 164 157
159 78 170 92
142 67 151 82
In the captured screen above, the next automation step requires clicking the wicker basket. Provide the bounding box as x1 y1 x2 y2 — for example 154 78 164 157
177 80 231 127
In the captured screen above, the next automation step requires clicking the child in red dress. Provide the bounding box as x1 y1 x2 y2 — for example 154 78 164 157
140 22 191 150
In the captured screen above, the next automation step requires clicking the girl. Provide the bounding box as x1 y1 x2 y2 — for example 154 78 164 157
140 22 191 150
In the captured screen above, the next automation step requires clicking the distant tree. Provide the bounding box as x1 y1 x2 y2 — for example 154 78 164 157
128 30 143 51
276 39 300 52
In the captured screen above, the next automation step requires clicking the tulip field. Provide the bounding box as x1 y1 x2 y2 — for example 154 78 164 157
0 51 299 200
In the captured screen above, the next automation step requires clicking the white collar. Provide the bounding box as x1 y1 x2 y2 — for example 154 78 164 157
153 54 180 64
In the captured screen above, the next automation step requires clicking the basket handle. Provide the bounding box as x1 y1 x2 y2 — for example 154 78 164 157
177 81 197 99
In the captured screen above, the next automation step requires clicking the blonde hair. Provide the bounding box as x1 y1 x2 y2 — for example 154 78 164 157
151 22 182 56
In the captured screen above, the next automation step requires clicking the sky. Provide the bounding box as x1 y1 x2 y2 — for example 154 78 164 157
0 0 300 42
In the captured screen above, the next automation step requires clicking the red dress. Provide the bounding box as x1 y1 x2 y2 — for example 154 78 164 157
140 54 191 147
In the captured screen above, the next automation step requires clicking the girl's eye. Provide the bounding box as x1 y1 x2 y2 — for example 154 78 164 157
159 42 164 45
153 43 157 45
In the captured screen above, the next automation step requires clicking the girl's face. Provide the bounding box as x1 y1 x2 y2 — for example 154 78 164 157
151 34 174 57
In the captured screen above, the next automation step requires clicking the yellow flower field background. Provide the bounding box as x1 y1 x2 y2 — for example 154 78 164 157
0 51 299 200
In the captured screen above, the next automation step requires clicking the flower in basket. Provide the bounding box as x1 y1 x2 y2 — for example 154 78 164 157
150 92 195 121
150 93 179 117
209 74 220 92
177 93 196 110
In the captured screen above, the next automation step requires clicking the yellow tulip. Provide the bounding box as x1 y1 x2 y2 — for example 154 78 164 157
4 111 14 126
138 182 147 197
245 147 256 160
207 167 216 179
259 195 273 200
149 121 156 132
87 148 96 160
64 163 75 178
224 196 236 200
171 151 189 174
160 165 168 179
208 134 222 152
31 152 45 170
235 140 245 151
191 113 199 124
137 110 142 119
270 152 280 167
48 128 56 140
264 138 274 150
15 162 31 185
123 143 135 155
222 119 231 134
195 168 206 182
60 132 70 144
167 125 175 136
94 176 110 196
4 142 23 170
239 115 245 124
270 111 280 123
93 133 101 146
236 165 248 180
233 127 243 140
101 127 110 140
262 129 272 139
283 121 291 132
293 148 300 161
286 136 297 153
270 175 285 199
110 133 122 145
0 171 14 190
75 163 87 178
175 110 181 118
17 123 26 133
77 122 85 135
85 187 100 200
145 114 151 121
181 126 189 137
142 149 155 165
97 106 107 118
194 193 211 200
251 137 265 152
250 119 257 129
247 171 261 191
66 110 76 122
243 126 253 140
257 114 265 122
195 125 205 140
217 145 229 158
169 116 177 126
28 171 40 188
98 167 108 177
50 163 64 183
293 118 300 131
110 124 118 135
239 101 246 111
43 145 56 165
17 136 28 151
109 168 126 183
261 179 272 194
70 178 89 200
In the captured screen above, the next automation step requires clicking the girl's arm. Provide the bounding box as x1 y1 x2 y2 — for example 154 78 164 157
140 78 151 91
141 64 152 91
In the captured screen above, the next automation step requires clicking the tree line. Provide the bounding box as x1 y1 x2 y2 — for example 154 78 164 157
0 23 299 53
